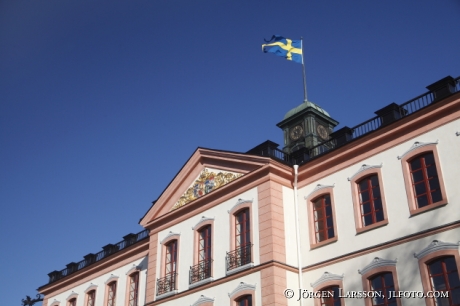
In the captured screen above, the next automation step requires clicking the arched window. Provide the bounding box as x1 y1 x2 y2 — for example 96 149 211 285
68 299 76 306
157 239 178 296
128 272 139 306
320 286 341 306
235 208 250 248
106 281 116 306
349 164 388 233
312 194 335 243
86 290 96 306
235 295 252 306
399 142 447 216
357 175 384 227
368 273 397 306
409 153 442 208
427 257 460 306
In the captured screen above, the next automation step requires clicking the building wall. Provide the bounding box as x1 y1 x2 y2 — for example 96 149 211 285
46 256 147 306
297 119 460 266
154 187 260 299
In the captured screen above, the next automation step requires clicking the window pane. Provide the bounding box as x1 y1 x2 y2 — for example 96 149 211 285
445 257 457 272
424 153 435 165
370 175 379 187
375 210 384 222
362 203 371 214
359 180 368 192
360 191 370 203
431 275 447 290
410 158 421 170
416 195 429 208
411 170 424 183
414 182 427 195
327 228 334 239
431 190 442 203
363 214 373 226
429 260 443 274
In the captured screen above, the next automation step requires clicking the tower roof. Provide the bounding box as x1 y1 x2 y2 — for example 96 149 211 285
283 100 330 119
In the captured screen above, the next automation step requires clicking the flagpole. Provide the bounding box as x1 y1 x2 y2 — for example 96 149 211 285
301 37 308 102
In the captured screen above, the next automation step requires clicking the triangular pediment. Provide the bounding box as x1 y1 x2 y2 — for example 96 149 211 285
139 148 271 227
172 167 242 211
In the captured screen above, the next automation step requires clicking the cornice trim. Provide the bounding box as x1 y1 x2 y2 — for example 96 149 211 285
84 284 97 293
192 216 215 230
397 140 438 160
347 164 383 181
414 240 460 259
190 294 214 306
310 272 343 288
66 292 78 301
358 257 397 275
160 231 181 245
305 184 335 199
228 198 253 214
104 274 119 284
228 282 256 298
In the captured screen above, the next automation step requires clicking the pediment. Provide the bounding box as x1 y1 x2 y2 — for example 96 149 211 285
140 148 270 227
172 168 242 210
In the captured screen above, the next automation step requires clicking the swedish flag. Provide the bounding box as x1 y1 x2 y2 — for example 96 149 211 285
262 35 303 64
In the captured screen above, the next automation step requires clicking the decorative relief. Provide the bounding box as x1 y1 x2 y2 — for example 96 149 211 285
414 240 459 259
228 282 256 298
358 257 397 275
192 216 215 230
104 274 119 284
305 184 335 199
172 168 243 210
347 164 383 181
311 272 343 288
228 198 253 214
84 284 97 293
397 140 438 160
160 231 181 245
191 295 214 306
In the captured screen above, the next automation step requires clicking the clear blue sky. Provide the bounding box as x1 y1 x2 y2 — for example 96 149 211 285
1 0 459 304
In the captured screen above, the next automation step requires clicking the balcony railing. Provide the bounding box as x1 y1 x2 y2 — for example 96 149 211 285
46 229 150 285
189 259 212 284
247 76 460 164
226 244 252 272
156 273 177 296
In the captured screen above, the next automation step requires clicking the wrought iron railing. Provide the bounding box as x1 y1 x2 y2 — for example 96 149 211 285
46 229 150 284
189 259 212 284
248 76 460 164
156 273 177 296
226 244 252 271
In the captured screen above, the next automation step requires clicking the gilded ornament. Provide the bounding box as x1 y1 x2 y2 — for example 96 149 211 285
172 169 242 210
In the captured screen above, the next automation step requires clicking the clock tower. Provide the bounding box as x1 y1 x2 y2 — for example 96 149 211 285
277 100 338 154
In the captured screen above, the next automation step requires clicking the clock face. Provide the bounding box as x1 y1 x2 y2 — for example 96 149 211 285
317 124 329 140
290 125 304 141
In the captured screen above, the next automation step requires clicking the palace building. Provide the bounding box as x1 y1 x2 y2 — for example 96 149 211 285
38 76 460 306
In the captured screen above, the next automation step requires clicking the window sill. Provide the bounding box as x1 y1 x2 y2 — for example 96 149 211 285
356 219 388 235
226 263 254 276
156 290 178 300
310 236 338 250
189 277 213 289
409 200 448 217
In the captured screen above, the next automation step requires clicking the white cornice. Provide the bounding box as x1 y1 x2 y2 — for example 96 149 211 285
310 272 343 288
228 282 256 298
228 198 253 214
84 284 97 293
66 292 78 301
397 140 438 159
358 257 397 275
191 295 215 306
192 216 215 230
160 231 181 245
104 274 119 284
347 164 383 181
305 184 335 199
414 240 460 259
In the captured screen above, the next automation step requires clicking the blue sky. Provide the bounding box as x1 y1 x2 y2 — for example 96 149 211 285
1 0 459 304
